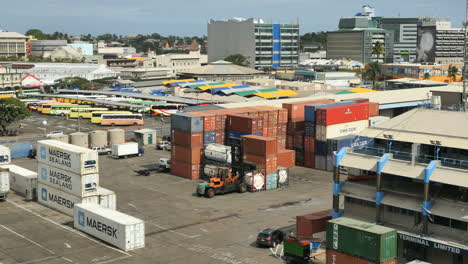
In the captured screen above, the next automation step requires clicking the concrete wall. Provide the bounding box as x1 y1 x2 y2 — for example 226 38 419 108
327 32 363 62
208 19 256 67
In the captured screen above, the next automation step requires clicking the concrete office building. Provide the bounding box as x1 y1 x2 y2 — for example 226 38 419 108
375 17 419 63
333 109 468 264
327 17 394 64
208 18 299 69
0 64 22 88
0 32 28 58
156 51 206 76
30 40 67 57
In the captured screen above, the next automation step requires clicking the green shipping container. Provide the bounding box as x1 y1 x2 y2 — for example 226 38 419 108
283 240 309 258
326 217 397 263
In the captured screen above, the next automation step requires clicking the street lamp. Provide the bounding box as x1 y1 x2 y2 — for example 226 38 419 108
430 140 442 160
42 120 48 136
383 134 394 153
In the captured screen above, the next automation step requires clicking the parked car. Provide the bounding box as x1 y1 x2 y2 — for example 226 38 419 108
256 229 285 247
46 131 64 138
91 146 111 155
156 141 171 151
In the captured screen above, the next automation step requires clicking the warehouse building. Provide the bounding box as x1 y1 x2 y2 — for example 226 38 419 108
30 40 67 57
333 109 468 264
208 18 300 69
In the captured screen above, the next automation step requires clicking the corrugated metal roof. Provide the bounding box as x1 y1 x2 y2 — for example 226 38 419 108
235 88 278 96
272 90 298 97
255 92 276 99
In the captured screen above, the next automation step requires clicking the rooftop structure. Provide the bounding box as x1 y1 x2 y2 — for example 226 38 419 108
177 60 267 81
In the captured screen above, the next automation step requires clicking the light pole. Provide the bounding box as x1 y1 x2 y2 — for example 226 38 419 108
383 134 394 153
42 120 48 136
430 140 442 160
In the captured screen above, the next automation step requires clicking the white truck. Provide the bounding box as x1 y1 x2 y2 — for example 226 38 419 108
111 143 144 159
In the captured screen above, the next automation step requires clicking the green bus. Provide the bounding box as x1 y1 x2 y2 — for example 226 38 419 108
50 104 91 116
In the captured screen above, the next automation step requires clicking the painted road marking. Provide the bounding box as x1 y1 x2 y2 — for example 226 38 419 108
0 224 55 254
145 221 201 239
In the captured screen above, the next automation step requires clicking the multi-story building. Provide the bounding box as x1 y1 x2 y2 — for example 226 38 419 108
30 40 68 57
208 18 300 69
0 32 28 58
327 17 394 64
417 17 465 65
67 42 94 56
156 51 206 76
375 17 419 63
333 108 468 264
0 64 22 88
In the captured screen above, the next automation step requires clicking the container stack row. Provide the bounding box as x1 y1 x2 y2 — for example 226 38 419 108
326 217 397 264
36 140 116 216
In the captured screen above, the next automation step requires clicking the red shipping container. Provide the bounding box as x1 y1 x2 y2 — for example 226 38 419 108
172 129 203 147
268 125 278 138
369 102 379 117
287 120 305 133
171 145 202 163
227 114 263 134
242 135 278 156
286 135 294 149
243 153 278 173
278 108 288 124
304 151 316 168
326 250 397 264
304 136 316 153
293 132 304 149
170 160 201 180
277 137 286 151
277 149 296 168
296 210 332 238
316 103 369 126
283 99 335 121
191 112 216 131
215 130 225 144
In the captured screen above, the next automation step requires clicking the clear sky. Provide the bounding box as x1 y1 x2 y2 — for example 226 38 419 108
1 0 464 36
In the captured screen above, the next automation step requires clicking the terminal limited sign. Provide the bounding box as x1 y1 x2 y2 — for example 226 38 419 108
398 232 468 256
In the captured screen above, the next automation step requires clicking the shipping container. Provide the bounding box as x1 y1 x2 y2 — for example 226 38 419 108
277 138 286 151
191 112 216 131
111 142 142 158
38 163 98 197
74 204 145 251
326 217 397 263
172 145 202 164
243 154 278 173
293 133 304 149
283 238 311 258
369 116 390 127
0 145 11 165
368 102 379 117
226 130 263 145
203 131 216 145
304 136 316 153
242 135 278 156
327 135 374 155
244 171 265 191
171 113 203 133
316 103 369 126
315 140 327 156
203 164 230 179
38 183 100 216
1 165 37 200
97 187 117 211
305 122 315 136
278 123 287 137
277 149 296 168
172 130 203 147
226 114 263 134
326 250 397 264
296 210 332 238
304 101 356 122
278 108 288 123
286 135 294 149
204 144 231 164
265 172 278 190
283 99 334 120
348 98 370 104
37 140 98 175
315 155 327 170
215 130 225 144
315 120 369 142
0 168 9 196
304 151 315 168
326 155 334 172
170 160 201 180
277 167 289 187
287 120 305 134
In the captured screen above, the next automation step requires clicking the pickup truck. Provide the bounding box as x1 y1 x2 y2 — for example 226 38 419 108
91 146 112 155
156 141 171 151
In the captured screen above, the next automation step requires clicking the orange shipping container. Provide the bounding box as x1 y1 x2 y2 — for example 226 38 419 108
227 114 263 134
369 102 379 117
283 99 335 121
277 123 287 137
286 135 294 149
243 153 278 173
242 135 278 156
277 149 296 168
171 145 202 163
278 108 288 124
326 250 397 264
296 210 332 238
277 137 286 151
170 160 201 180
172 129 203 147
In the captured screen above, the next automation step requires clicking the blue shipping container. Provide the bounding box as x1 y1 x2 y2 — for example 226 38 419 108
171 113 204 133
304 101 357 122
315 140 328 156
8 143 34 158
204 131 216 145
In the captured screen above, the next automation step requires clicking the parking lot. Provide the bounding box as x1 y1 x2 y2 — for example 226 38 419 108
0 145 332 264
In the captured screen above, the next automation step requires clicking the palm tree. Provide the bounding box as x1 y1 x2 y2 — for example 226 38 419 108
447 65 458 82
423 72 431 80
364 61 382 89
372 41 385 62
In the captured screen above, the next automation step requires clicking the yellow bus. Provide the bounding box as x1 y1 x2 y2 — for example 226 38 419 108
69 107 109 119
100 114 144 126
50 104 91 116
91 111 132 124
0 91 17 99
38 102 67 113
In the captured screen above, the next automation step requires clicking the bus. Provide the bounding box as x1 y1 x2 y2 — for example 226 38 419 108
150 103 186 116
49 104 91 116
69 107 109 119
91 111 132 124
38 102 66 113
100 114 144 126
19 88 42 97
25 100 51 111
0 91 16 99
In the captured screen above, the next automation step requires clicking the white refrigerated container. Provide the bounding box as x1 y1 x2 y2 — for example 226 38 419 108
0 164 37 200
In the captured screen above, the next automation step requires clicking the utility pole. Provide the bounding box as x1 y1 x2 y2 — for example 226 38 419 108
463 0 468 110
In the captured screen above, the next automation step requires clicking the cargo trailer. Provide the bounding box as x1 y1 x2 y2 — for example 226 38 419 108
0 168 9 200
111 142 144 159
0 164 37 200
